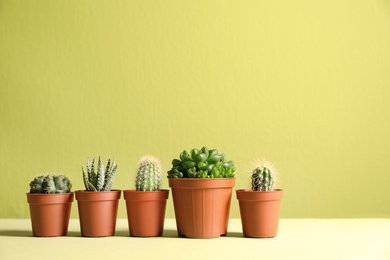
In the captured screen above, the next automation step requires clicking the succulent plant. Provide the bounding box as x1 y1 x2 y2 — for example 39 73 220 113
29 175 72 193
251 165 275 191
82 157 117 192
136 155 162 191
167 146 235 178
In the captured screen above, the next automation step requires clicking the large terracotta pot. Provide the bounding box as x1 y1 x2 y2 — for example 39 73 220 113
27 192 74 237
236 189 283 238
75 190 121 237
123 189 169 237
168 178 235 238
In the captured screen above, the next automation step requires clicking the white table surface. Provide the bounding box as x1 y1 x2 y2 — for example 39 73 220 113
1 218 389 260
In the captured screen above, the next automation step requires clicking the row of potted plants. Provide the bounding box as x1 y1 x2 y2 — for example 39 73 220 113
26 146 283 239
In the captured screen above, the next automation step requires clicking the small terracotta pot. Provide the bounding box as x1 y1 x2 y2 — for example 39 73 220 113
75 190 121 237
123 189 169 237
27 192 74 237
236 189 283 238
169 178 235 238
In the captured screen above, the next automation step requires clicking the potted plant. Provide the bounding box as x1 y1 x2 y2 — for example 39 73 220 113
236 163 283 238
75 157 120 237
26 174 73 237
167 146 236 238
123 155 169 237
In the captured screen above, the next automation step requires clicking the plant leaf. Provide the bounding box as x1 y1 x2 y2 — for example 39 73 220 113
96 157 105 191
103 164 117 191
88 157 97 187
83 166 97 191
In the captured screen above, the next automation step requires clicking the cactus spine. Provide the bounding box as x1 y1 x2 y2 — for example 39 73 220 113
136 155 161 191
251 165 275 191
82 157 117 192
29 175 72 194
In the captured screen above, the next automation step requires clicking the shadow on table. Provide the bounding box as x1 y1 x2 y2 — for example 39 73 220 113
226 231 244 238
0 230 85 238
66 231 82 237
159 230 244 238
113 229 179 238
123 229 244 238
161 230 244 238
0 229 244 238
0 230 33 237
162 229 180 237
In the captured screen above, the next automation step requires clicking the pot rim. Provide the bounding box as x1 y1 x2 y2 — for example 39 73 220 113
75 189 122 192
123 189 169 201
26 192 74 204
123 189 170 192
236 188 283 193
26 192 74 195
75 189 121 201
236 189 283 201
168 177 235 189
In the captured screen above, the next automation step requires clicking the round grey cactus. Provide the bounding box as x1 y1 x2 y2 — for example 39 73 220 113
29 175 72 194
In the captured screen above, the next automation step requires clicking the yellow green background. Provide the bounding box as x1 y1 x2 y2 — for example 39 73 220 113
1 0 389 219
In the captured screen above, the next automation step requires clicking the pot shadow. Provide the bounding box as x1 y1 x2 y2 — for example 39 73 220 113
113 230 130 237
113 229 179 238
0 230 85 238
157 230 243 238
0 230 33 237
225 231 244 238
161 229 180 238
66 230 128 238
65 231 82 237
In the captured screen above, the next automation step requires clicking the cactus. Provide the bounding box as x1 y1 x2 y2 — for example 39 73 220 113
136 155 162 191
167 146 235 178
54 175 72 193
29 175 72 194
82 157 117 192
251 165 275 191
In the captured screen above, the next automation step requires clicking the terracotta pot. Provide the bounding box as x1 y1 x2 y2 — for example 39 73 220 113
26 192 74 237
168 178 235 238
236 189 283 238
75 190 121 237
123 189 169 237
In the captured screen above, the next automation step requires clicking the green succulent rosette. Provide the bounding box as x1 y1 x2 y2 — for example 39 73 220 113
167 146 235 178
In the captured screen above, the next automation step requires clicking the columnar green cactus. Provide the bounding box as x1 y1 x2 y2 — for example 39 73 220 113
136 155 162 191
82 157 117 192
167 146 235 178
251 165 275 191
29 175 72 194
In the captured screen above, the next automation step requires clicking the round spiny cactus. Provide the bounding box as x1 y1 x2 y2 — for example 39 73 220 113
30 175 72 194
136 155 162 191
251 165 275 191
